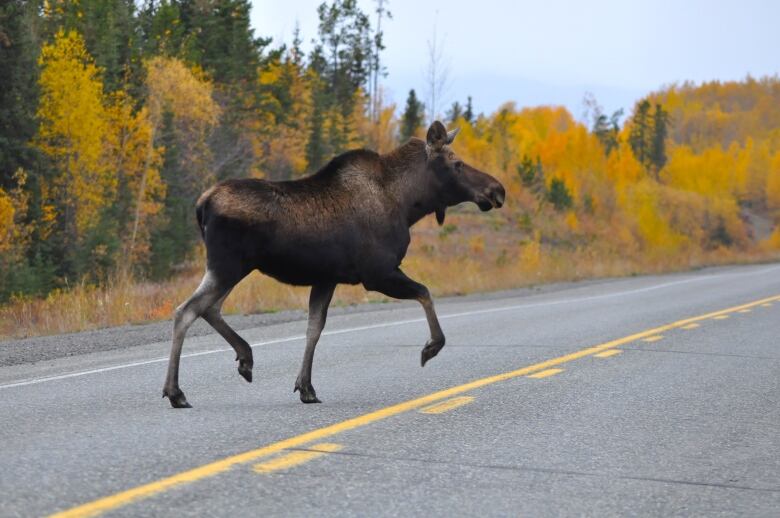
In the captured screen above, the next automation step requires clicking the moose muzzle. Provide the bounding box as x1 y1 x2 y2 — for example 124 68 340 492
476 181 506 211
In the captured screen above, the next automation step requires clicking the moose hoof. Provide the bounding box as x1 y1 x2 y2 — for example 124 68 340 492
163 388 192 409
421 337 445 367
238 360 253 383
294 380 322 404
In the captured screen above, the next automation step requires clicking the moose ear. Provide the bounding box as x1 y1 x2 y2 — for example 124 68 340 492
435 207 446 225
426 120 448 150
446 126 460 144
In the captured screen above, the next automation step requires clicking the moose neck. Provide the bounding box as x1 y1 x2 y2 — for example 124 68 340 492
382 139 442 227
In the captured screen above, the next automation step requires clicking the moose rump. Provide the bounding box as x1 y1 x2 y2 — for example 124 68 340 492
162 121 505 408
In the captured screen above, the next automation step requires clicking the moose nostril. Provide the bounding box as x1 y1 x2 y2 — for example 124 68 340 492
491 185 505 207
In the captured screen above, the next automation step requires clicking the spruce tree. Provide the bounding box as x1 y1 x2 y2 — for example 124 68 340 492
629 100 651 168
149 111 191 279
446 101 462 124
0 0 42 188
629 100 669 179
178 0 270 87
312 0 373 154
547 178 573 211
650 103 669 177
593 108 623 156
400 89 424 142
463 96 474 123
306 45 329 172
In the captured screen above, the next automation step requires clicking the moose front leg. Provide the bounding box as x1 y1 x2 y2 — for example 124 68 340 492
366 268 445 366
295 283 336 403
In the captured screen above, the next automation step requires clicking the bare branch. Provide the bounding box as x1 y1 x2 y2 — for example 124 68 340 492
425 16 451 124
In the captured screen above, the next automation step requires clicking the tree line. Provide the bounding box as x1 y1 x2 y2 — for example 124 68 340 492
1 1 779 307
0 0 408 301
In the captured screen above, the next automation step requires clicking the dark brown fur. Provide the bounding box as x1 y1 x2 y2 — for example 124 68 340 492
163 121 505 408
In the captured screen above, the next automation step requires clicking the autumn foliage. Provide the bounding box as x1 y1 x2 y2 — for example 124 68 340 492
1 1 779 337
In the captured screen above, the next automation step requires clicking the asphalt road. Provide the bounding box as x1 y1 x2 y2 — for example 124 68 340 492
1 263 779 517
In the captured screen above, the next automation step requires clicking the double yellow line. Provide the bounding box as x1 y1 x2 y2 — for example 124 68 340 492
51 293 780 518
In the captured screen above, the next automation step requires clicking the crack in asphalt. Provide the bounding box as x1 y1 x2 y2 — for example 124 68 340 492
284 447 780 494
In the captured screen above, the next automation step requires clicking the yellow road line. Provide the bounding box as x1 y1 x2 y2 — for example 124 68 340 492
253 443 342 474
761 303 772 307
681 323 700 330
528 368 564 379
594 349 622 358
713 315 730 320
49 293 780 518
642 335 664 342
737 309 751 313
419 396 474 414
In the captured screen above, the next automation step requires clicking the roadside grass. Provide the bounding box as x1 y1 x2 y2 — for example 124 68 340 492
2 214 779 340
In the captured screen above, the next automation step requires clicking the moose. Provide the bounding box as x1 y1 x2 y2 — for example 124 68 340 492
163 121 506 408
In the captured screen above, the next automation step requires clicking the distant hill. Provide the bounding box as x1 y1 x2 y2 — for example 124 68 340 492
650 77 780 151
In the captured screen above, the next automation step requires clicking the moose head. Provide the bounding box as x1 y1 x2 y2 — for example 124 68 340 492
424 120 505 224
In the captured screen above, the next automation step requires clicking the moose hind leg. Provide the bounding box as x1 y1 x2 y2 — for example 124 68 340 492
163 270 227 408
203 293 254 383
366 268 445 367
295 283 336 403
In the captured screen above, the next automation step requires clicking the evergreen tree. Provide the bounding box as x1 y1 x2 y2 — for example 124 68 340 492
400 89 424 142
517 155 536 187
178 0 270 87
149 110 194 278
463 95 474 123
650 103 669 177
40 0 139 92
446 101 462 124
137 0 187 57
316 0 372 108
547 178 573 211
593 108 623 156
629 100 669 179
311 0 373 157
187 0 272 178
306 45 330 171
0 0 43 189
629 100 651 168
517 155 546 203
139 1 273 179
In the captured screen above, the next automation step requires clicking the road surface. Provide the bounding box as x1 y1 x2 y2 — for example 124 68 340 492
1 263 779 517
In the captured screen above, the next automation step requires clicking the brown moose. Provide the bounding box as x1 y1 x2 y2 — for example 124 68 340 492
163 121 506 408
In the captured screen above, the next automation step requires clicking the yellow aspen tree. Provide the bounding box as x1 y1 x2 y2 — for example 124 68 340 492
104 91 165 267
145 56 220 189
357 89 397 154
766 152 780 210
145 57 221 130
0 170 34 293
0 189 17 254
372 103 400 154
743 139 771 205
36 30 113 244
253 56 312 178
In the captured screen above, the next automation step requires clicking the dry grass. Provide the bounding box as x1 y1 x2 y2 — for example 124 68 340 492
2 213 778 340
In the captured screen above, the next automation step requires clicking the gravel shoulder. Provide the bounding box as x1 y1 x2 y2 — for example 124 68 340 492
0 276 629 367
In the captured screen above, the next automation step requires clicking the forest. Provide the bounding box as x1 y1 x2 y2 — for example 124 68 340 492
1 0 780 337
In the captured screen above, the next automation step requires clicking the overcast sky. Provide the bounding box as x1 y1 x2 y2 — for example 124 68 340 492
249 0 780 121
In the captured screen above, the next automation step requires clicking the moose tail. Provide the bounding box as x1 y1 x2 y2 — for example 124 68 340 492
194 190 212 241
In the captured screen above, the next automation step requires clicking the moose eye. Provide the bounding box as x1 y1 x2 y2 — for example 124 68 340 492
454 160 464 171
